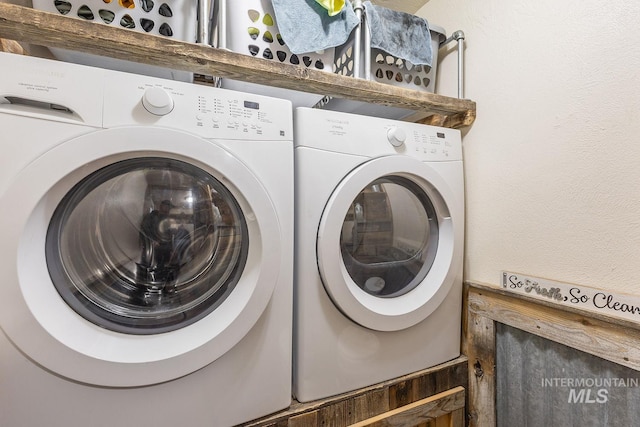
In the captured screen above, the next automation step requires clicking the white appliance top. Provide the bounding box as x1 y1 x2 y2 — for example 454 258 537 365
0 52 293 141
295 107 462 162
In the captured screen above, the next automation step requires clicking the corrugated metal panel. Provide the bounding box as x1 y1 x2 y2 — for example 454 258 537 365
496 323 640 426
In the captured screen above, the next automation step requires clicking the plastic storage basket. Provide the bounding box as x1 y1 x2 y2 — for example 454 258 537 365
316 11 447 120
215 0 337 107
31 0 197 81
366 23 445 93
333 21 446 93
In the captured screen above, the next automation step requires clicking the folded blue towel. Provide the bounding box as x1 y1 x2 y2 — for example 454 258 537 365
363 1 433 66
271 0 359 55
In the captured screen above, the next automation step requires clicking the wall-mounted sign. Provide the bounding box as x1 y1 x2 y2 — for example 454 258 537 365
501 271 640 323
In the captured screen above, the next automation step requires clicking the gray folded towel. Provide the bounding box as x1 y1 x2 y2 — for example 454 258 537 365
363 1 433 66
271 0 359 55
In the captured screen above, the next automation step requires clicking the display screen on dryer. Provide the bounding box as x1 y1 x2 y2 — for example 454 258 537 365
46 158 249 334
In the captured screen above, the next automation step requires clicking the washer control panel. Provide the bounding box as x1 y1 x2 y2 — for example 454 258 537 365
103 72 293 141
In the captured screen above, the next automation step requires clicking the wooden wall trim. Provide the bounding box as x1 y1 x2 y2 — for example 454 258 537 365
347 386 465 427
464 281 640 427
462 302 495 427
241 356 468 427
468 282 640 371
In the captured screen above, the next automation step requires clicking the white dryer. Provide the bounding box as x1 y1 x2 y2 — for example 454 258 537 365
293 107 464 402
0 52 293 427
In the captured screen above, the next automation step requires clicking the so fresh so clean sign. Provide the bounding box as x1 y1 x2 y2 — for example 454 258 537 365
501 272 640 323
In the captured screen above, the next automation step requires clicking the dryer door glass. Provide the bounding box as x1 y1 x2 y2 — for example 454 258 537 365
46 158 249 334
340 175 438 297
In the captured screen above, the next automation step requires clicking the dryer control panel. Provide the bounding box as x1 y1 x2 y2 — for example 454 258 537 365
103 72 293 141
404 127 461 162
294 107 462 161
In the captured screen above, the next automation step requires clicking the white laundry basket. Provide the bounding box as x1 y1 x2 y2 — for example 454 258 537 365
32 0 197 81
215 0 338 107
223 0 335 71
366 23 445 93
332 20 446 93
315 10 449 120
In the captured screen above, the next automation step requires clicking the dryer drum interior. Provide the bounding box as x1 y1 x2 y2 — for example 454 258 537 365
46 157 250 335
339 175 439 298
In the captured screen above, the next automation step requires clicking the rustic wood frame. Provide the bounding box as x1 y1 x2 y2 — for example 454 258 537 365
463 281 640 427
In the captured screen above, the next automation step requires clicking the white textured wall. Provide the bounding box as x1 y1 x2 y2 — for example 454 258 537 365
416 0 640 294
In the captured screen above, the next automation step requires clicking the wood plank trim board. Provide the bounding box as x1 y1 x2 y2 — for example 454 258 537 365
346 386 465 427
462 292 496 427
0 3 476 128
239 356 468 427
464 281 640 427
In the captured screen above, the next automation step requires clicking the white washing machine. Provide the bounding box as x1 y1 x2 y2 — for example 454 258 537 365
0 52 293 427
293 107 464 402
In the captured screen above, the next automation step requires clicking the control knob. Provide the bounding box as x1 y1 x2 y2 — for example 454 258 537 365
142 87 174 116
387 126 407 147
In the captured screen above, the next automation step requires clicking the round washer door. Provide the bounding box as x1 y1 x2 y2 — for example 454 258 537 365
317 155 462 332
0 127 281 387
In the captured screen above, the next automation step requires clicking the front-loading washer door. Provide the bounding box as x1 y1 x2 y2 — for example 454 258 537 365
317 155 462 332
46 157 248 335
0 127 281 387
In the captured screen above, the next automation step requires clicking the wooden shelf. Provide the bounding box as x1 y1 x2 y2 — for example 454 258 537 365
0 3 475 129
